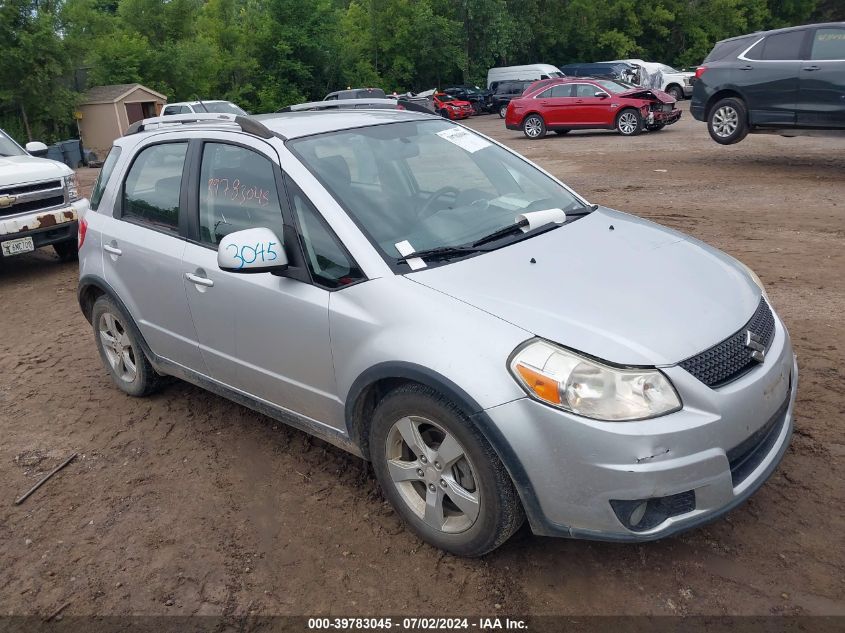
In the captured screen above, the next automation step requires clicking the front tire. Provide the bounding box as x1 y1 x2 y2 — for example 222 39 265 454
370 384 524 557
522 114 546 139
92 295 162 397
616 109 643 136
707 97 748 145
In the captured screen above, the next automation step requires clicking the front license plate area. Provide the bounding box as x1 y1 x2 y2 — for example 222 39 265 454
1 236 35 257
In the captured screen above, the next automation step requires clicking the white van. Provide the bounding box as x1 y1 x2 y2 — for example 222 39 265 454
486 64 564 89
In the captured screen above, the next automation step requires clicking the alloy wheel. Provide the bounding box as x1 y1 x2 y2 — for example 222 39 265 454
524 116 543 138
384 415 480 533
98 312 137 383
712 105 739 138
618 111 639 135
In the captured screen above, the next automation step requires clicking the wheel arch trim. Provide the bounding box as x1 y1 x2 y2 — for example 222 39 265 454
344 361 552 534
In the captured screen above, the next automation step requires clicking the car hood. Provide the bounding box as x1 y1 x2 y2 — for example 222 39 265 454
0 155 70 187
619 87 675 104
443 99 471 107
409 208 761 366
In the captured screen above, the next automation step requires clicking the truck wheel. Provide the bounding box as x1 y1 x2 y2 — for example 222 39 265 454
92 295 162 397
53 240 78 262
708 97 748 145
370 384 524 557
498 104 508 119
616 109 643 136
522 114 546 139
666 85 683 101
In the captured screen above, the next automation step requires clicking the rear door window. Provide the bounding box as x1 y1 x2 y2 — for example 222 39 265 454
811 28 845 60
758 30 806 60
551 84 573 97
121 142 188 232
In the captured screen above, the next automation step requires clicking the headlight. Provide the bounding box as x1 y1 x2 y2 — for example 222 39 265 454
64 173 80 202
509 340 681 421
737 260 768 300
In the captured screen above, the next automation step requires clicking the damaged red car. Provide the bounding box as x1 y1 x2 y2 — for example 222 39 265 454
433 93 474 120
505 77 681 139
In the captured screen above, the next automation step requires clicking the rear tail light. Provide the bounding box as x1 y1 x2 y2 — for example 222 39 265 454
78 216 88 249
694 66 708 79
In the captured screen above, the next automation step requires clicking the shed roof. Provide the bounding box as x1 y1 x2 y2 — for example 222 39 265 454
82 83 167 104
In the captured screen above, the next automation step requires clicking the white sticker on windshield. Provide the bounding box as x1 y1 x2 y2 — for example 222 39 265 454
436 127 491 153
395 240 426 271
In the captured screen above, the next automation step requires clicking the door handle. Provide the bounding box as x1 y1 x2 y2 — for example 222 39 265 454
185 272 214 287
103 244 122 256
739 65 753 71
802 65 820 71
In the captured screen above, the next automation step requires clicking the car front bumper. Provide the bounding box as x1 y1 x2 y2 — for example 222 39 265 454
649 109 682 126
483 307 796 541
0 199 87 255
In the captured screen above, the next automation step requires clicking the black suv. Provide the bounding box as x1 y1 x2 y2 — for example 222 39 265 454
490 80 534 118
691 22 845 144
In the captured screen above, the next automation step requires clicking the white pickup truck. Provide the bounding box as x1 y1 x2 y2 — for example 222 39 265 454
0 129 89 261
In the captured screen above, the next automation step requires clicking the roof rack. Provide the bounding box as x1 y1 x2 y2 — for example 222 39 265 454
277 98 400 113
124 113 277 139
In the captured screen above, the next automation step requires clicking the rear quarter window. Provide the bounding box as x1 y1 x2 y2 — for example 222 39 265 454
89 146 122 211
704 37 755 62
758 30 807 60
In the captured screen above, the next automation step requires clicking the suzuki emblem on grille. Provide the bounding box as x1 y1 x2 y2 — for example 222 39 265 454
745 331 766 363
0 195 16 208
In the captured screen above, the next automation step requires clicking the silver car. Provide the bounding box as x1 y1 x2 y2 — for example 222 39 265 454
78 111 797 556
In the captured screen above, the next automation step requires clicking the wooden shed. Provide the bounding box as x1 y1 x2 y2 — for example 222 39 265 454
78 84 167 155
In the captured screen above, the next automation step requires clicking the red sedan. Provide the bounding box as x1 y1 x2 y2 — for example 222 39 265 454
506 77 681 139
433 93 474 120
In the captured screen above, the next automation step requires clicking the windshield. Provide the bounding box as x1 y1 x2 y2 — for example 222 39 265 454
594 79 634 93
658 64 680 73
437 94 456 102
0 130 26 157
288 120 587 263
197 101 247 115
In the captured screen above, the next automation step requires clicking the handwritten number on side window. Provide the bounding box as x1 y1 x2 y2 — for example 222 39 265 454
226 242 278 269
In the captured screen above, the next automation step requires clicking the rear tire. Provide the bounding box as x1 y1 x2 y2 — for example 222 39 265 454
707 97 748 145
498 104 508 119
666 85 683 101
53 240 77 262
522 114 546 139
92 295 162 397
616 109 643 136
370 384 524 557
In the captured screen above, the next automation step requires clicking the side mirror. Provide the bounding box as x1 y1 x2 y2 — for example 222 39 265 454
217 227 288 273
26 141 48 156
595 92 609 99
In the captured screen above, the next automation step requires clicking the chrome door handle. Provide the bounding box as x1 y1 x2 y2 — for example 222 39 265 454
103 244 122 256
802 65 820 71
185 272 214 287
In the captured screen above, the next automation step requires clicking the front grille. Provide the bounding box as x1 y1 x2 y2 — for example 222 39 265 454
0 194 65 217
0 180 62 196
679 298 775 388
727 393 790 486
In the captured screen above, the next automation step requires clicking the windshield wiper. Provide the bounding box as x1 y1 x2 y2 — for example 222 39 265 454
397 244 486 263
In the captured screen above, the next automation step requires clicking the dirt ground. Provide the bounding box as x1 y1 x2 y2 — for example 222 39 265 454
1 103 843 620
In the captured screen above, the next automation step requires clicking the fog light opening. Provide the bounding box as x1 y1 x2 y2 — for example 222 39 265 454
628 501 648 528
